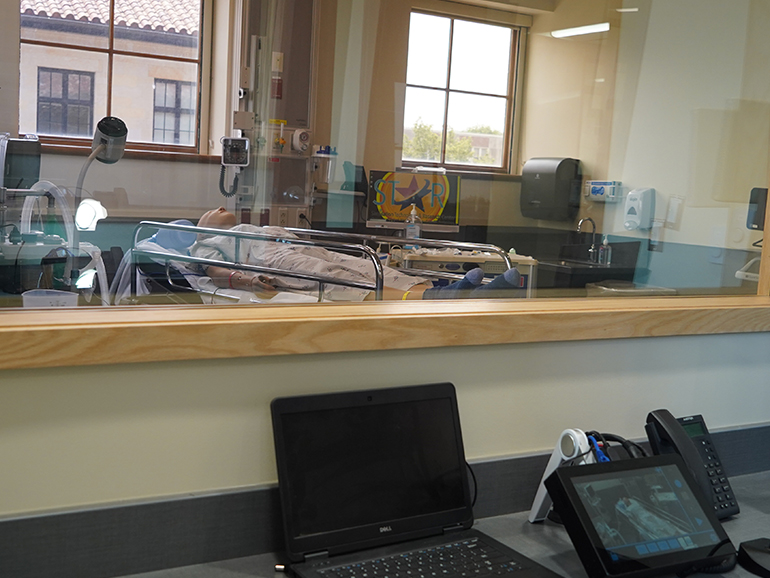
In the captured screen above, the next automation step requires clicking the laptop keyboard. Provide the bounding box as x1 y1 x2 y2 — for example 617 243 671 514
316 538 525 578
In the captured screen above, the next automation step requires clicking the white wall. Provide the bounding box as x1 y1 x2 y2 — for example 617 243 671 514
1 332 769 516
605 0 769 251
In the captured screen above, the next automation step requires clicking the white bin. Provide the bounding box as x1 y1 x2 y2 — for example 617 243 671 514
22 289 79 308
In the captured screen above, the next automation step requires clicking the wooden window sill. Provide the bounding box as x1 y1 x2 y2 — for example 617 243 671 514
40 142 220 164
1 295 770 370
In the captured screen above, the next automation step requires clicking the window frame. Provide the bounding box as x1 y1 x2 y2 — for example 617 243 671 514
19 0 207 155
36 67 95 137
153 78 197 146
401 10 524 175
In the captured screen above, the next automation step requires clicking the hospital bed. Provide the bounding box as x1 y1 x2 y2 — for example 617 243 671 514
118 221 524 304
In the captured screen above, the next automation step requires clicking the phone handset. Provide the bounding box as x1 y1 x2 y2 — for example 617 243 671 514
645 409 739 519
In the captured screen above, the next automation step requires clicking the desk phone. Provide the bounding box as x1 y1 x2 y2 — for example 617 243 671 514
646 410 739 519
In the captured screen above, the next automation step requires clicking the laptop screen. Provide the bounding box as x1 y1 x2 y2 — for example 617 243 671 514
271 383 473 560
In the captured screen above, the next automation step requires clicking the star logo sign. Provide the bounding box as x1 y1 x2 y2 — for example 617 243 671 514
395 176 431 210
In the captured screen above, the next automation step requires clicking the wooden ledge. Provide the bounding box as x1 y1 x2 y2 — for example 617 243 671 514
1 296 770 370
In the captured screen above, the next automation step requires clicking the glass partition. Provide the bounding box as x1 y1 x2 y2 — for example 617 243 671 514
6 0 768 308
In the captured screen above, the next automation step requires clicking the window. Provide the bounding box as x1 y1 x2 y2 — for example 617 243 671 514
153 79 196 145
19 0 203 151
37 68 94 137
402 12 520 171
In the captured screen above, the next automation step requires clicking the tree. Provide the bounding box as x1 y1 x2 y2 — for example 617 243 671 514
402 119 440 161
465 124 502 135
445 128 473 163
402 119 472 163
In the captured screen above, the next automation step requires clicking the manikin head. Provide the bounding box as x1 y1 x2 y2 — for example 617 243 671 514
199 207 237 229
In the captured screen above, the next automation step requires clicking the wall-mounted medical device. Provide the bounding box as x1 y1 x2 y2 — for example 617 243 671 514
219 137 250 199
584 180 620 202
747 187 766 231
221 137 250 167
520 157 582 221
291 129 311 152
528 428 595 523
623 187 655 231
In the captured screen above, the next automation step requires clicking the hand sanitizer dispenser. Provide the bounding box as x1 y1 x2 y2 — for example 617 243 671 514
624 188 655 230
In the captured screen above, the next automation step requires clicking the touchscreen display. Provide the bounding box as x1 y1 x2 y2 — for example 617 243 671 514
572 464 720 563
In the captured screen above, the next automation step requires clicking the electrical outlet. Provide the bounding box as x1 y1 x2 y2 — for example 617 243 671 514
293 207 310 228
278 207 289 227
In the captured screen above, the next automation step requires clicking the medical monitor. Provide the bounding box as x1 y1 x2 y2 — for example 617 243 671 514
544 455 734 578
366 170 460 233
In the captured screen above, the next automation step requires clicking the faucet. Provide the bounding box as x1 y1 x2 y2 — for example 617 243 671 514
576 217 598 262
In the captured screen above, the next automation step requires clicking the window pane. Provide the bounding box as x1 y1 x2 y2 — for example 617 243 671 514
179 112 194 145
179 112 193 132
154 111 167 131
113 55 197 145
179 83 193 110
20 45 107 137
20 0 110 49
154 81 167 108
114 0 201 59
50 72 62 98
68 74 80 100
446 93 507 167
80 74 92 101
37 102 52 132
450 20 512 96
66 104 91 136
406 13 451 89
38 70 50 98
164 83 177 108
402 87 447 163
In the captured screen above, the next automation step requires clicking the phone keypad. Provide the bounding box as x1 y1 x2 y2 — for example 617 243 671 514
701 438 739 515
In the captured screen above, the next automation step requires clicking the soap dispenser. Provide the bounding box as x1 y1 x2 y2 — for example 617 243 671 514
624 188 655 230
404 204 422 250
599 236 612 265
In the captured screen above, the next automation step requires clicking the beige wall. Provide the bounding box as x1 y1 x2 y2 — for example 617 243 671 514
1 5 20 135
1 332 769 516
39 154 222 219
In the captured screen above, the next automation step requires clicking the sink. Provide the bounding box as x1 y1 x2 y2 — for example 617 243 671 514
537 259 636 288
534 240 641 289
551 259 608 269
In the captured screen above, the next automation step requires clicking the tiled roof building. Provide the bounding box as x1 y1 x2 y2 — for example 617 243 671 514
20 0 200 36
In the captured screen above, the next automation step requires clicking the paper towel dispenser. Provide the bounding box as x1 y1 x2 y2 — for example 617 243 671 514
520 157 582 221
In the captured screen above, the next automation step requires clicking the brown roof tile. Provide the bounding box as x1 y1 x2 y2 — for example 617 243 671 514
21 0 200 36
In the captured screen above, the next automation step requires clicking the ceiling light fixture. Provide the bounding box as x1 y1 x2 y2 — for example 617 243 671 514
551 22 610 38
616 8 640 12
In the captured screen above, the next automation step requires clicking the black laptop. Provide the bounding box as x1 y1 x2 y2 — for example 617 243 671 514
270 382 562 578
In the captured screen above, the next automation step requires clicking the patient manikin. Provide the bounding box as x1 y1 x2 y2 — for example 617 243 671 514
192 207 524 302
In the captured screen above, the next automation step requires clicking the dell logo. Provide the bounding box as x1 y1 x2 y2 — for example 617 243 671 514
379 526 392 533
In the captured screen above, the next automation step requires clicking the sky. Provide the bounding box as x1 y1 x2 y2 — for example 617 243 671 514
403 12 512 134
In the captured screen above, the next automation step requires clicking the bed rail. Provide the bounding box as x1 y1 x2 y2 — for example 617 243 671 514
129 221 385 301
128 221 527 303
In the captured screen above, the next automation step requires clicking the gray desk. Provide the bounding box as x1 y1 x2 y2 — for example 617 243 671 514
120 470 770 578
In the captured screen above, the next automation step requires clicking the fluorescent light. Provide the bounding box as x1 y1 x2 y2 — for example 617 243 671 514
616 8 639 12
551 22 610 38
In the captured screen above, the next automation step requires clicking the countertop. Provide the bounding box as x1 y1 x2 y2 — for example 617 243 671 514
119 470 770 578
